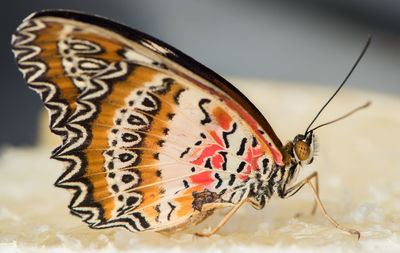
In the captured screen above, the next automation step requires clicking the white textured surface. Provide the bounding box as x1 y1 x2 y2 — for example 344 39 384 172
0 80 399 252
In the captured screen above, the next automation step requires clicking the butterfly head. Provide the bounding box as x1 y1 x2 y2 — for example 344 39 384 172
291 131 316 167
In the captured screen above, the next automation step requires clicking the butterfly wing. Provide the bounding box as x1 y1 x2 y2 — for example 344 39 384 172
12 10 285 232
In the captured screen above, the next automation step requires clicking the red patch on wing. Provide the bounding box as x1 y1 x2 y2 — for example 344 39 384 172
238 144 264 180
209 130 223 146
190 144 222 166
211 153 224 168
189 171 213 187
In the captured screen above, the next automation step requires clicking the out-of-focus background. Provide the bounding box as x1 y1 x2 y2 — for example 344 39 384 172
2 0 400 146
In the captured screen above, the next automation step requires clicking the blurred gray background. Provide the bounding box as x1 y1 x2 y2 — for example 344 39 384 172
1 0 399 146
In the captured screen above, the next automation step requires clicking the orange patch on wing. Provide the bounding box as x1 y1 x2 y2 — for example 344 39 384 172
131 75 193 219
140 204 160 221
83 66 158 220
85 66 191 220
209 130 223 146
74 33 125 62
212 106 232 130
36 22 79 112
57 62 192 221
174 195 196 218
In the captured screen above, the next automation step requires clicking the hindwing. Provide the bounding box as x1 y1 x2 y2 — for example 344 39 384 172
12 10 284 232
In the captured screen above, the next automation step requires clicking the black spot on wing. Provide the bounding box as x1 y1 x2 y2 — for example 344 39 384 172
163 128 169 135
167 113 175 120
157 140 165 147
142 97 155 108
252 136 258 147
236 138 247 156
262 158 269 174
228 174 236 186
236 161 246 173
127 114 146 126
204 158 213 169
126 196 139 206
155 204 161 222
112 184 119 192
122 174 134 183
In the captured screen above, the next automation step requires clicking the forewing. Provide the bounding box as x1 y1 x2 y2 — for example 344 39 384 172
12 10 282 232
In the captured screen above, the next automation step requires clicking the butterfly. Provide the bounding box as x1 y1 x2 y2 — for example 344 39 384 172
12 9 365 238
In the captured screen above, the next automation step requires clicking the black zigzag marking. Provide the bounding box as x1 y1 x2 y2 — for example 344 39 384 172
132 212 150 229
173 87 186 104
180 147 190 158
218 151 228 171
262 158 269 175
148 77 174 95
214 173 223 188
12 20 72 142
12 18 142 231
222 122 237 148
167 202 176 221
198 98 211 125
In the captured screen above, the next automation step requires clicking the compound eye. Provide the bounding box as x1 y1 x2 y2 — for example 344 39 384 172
294 140 311 161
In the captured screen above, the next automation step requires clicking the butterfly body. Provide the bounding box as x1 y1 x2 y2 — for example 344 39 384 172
12 10 328 234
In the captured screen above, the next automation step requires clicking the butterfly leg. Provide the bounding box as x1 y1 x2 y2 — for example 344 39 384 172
310 172 319 215
283 172 360 239
195 197 247 237
306 178 360 239
285 172 316 218
284 171 318 215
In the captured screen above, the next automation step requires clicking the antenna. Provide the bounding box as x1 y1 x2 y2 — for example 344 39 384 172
304 34 372 135
308 101 371 132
